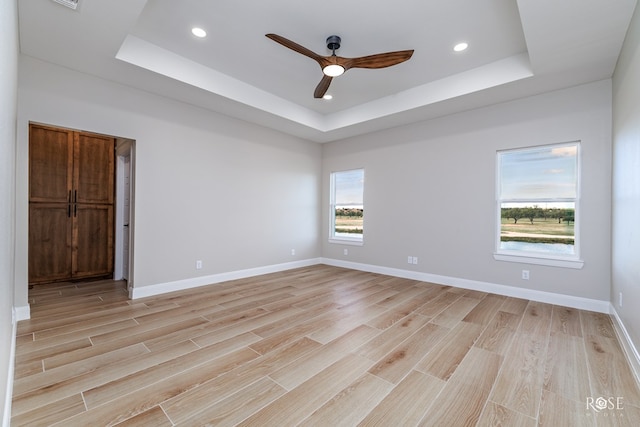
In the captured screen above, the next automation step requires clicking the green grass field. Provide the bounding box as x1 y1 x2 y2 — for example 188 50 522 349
501 218 574 244
335 215 363 234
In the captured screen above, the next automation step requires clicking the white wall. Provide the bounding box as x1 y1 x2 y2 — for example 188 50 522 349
612 3 640 361
323 80 613 303
16 56 322 306
0 0 18 423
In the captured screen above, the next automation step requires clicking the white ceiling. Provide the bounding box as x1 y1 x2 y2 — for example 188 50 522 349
17 0 637 142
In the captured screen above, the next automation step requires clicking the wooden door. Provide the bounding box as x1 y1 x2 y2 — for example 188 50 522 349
29 123 115 284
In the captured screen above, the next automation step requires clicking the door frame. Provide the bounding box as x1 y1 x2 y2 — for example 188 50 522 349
114 138 135 293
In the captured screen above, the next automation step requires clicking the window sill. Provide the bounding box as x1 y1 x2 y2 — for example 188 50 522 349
493 253 583 269
329 238 363 246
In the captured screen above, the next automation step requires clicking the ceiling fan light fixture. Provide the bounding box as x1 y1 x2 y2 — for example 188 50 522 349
323 64 345 77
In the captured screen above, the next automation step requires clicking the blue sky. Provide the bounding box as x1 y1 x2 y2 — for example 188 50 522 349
335 169 364 206
500 144 577 200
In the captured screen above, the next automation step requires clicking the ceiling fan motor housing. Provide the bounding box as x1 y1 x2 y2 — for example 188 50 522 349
326 35 341 52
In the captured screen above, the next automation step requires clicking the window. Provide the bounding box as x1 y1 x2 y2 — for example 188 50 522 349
495 142 582 268
330 169 364 244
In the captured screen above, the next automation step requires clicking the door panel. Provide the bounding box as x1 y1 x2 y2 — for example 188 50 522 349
29 203 73 283
29 125 73 204
74 133 115 204
72 204 114 279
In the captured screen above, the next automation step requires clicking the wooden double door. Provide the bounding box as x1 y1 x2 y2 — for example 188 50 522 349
29 124 115 284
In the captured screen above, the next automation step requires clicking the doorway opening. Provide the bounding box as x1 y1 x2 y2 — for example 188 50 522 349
114 138 135 293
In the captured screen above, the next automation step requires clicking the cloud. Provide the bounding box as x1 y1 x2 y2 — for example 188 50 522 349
551 145 577 157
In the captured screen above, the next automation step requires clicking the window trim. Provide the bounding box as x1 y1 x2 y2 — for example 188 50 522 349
329 168 364 245
493 142 583 268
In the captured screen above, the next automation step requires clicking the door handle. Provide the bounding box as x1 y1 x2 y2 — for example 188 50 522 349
74 190 77 203
74 203 77 217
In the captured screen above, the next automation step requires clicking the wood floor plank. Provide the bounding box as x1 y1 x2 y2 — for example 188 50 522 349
16 318 138 356
175 377 286 427
114 406 173 427
500 296 530 315
462 294 506 326
418 378 490 426
192 306 304 348
414 321 484 381
415 291 461 317
584 334 640 403
449 346 503 392
543 334 591 402
474 310 520 355
52 348 260 426
358 370 445 426
538 389 595 427
356 312 432 361
161 337 322 423
83 332 261 409
308 303 388 344
489 332 547 418
13 343 149 397
477 401 537 427
431 296 480 328
12 340 198 417
269 324 380 391
519 301 553 338
368 322 449 385
10 393 86 427
551 305 583 337
581 310 617 338
298 373 393 427
236 353 374 426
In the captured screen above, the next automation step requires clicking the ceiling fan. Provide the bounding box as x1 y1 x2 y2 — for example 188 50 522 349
265 34 414 99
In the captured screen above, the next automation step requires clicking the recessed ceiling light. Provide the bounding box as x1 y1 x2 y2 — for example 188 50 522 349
323 94 333 100
191 27 207 38
453 42 468 52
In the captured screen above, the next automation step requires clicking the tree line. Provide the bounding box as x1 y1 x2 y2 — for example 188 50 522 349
335 208 363 217
501 207 574 224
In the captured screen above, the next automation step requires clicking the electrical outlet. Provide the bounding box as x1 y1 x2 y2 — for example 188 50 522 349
522 270 529 280
412 257 418 265
408 256 413 264
619 292 623 308
343 248 348 255
291 249 295 256
196 260 203 270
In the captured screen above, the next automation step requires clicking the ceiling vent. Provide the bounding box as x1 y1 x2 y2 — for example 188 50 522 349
51 0 79 10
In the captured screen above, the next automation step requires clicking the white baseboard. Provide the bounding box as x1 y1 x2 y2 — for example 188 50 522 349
130 258 323 299
14 305 30 322
4 308 17 427
609 305 640 387
321 258 610 313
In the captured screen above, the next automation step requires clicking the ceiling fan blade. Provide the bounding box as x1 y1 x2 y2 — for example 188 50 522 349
265 34 325 65
343 50 414 71
314 75 333 98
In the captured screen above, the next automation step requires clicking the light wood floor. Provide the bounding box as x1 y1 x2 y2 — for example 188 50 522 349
12 265 640 426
